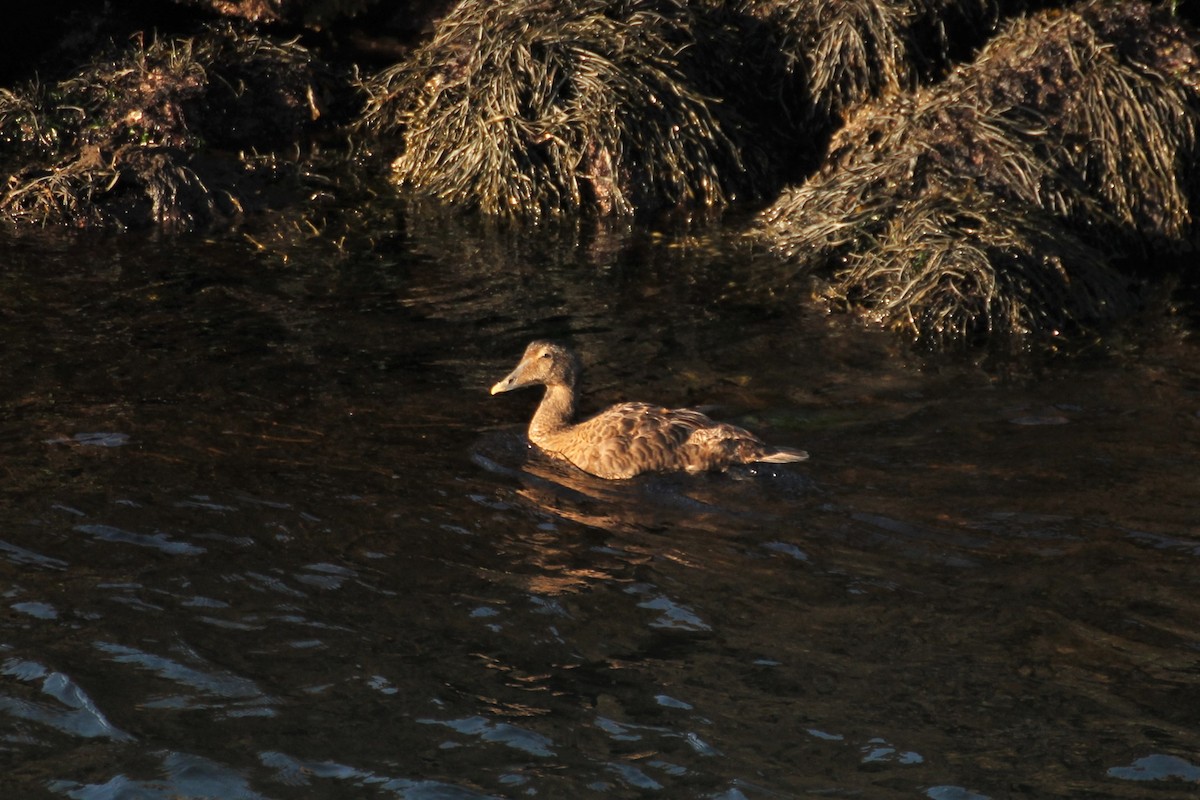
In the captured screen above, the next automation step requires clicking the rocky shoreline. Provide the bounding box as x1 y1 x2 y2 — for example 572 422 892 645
2 0 1196 346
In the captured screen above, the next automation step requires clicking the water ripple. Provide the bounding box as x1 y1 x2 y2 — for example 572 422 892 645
11 600 58 619
0 539 68 570
606 761 663 790
1108 754 1200 783
51 751 267 800
926 787 991 800
259 750 503 797
93 642 270 713
74 524 205 556
0 658 132 741
45 432 130 447
417 715 555 757
626 585 712 632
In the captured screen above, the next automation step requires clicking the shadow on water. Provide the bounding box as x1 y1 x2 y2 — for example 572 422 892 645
0 209 1198 798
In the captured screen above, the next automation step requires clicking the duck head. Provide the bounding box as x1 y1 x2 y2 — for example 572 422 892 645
490 340 580 394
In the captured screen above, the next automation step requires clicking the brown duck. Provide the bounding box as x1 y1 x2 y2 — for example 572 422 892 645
490 340 808 479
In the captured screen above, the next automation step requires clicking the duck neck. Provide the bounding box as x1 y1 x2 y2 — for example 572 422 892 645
529 383 576 444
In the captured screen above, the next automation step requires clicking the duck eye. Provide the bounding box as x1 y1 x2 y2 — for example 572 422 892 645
540 351 551 359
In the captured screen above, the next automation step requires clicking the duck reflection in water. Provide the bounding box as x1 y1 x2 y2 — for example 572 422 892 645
490 340 808 480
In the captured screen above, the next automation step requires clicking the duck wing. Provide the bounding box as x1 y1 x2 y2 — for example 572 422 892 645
531 403 684 478
546 402 778 479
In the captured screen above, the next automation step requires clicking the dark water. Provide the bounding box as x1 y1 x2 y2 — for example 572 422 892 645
1 210 1199 800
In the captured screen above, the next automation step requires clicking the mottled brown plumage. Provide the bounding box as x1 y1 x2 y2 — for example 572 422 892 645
490 340 808 479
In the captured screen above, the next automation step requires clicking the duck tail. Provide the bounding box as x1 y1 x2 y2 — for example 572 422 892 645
757 446 809 463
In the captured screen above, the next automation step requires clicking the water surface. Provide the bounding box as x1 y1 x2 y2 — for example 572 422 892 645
1 212 1198 799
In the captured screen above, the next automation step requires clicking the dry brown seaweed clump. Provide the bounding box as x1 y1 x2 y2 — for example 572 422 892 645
358 0 766 219
0 25 345 231
756 0 1200 346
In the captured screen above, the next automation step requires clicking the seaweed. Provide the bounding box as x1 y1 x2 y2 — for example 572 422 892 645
0 24 351 231
829 185 1136 342
736 0 1013 126
357 0 765 219
757 0 1200 346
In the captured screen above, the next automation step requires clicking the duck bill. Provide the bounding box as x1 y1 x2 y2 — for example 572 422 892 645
490 359 531 395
